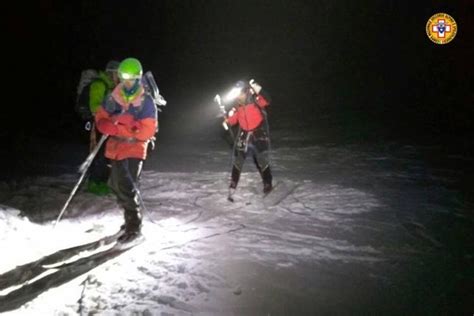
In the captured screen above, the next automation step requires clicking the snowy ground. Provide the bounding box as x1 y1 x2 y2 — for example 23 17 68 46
0 127 473 315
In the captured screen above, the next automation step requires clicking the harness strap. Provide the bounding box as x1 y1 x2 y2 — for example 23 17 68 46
111 136 140 143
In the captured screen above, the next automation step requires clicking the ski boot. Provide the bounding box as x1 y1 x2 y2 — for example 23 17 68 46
228 166 240 202
118 227 141 243
227 187 236 202
261 166 273 195
118 217 142 243
263 182 273 195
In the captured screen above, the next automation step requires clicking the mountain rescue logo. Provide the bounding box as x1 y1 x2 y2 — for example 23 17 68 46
426 13 457 44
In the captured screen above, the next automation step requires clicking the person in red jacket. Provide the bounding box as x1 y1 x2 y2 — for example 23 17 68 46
95 57 158 242
225 79 273 201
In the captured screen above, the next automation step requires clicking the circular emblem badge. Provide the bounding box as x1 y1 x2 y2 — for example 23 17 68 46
426 13 457 44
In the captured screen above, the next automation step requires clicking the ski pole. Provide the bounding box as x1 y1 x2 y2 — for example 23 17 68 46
53 134 108 228
79 134 108 173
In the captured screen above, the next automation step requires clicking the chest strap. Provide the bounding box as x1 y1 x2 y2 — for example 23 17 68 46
111 136 139 143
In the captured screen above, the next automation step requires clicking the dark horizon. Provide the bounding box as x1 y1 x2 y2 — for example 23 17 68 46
3 0 473 164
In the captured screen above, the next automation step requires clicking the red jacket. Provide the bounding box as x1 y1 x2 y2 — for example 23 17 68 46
227 94 269 131
95 84 158 160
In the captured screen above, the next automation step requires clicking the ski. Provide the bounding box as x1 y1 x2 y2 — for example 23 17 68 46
263 181 297 208
0 235 143 313
225 182 297 207
0 232 143 313
41 241 120 269
43 234 144 270
0 230 126 292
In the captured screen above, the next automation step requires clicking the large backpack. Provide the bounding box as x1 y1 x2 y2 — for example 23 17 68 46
75 69 103 121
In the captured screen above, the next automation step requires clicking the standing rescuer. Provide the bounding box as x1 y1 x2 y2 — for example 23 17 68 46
224 79 273 201
95 57 158 242
75 60 120 196
87 60 120 195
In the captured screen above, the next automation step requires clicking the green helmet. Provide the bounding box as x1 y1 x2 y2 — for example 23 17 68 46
118 58 143 80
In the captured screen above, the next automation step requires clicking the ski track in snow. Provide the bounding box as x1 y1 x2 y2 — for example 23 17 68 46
0 143 472 314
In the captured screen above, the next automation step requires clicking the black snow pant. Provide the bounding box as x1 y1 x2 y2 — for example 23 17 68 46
230 125 272 190
109 158 143 232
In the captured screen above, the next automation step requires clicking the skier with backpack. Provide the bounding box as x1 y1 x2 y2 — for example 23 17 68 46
95 57 158 242
75 60 120 195
222 79 273 202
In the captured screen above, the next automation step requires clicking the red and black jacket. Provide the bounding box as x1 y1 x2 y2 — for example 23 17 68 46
95 84 158 160
227 90 271 131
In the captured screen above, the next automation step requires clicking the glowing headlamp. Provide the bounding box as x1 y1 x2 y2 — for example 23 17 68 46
119 73 141 81
223 87 243 103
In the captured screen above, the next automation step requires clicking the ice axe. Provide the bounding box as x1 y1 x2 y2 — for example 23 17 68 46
53 134 108 228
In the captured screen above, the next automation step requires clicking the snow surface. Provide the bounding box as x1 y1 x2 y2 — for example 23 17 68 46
0 133 473 315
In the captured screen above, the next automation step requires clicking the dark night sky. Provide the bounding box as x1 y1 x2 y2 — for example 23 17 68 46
4 0 473 152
